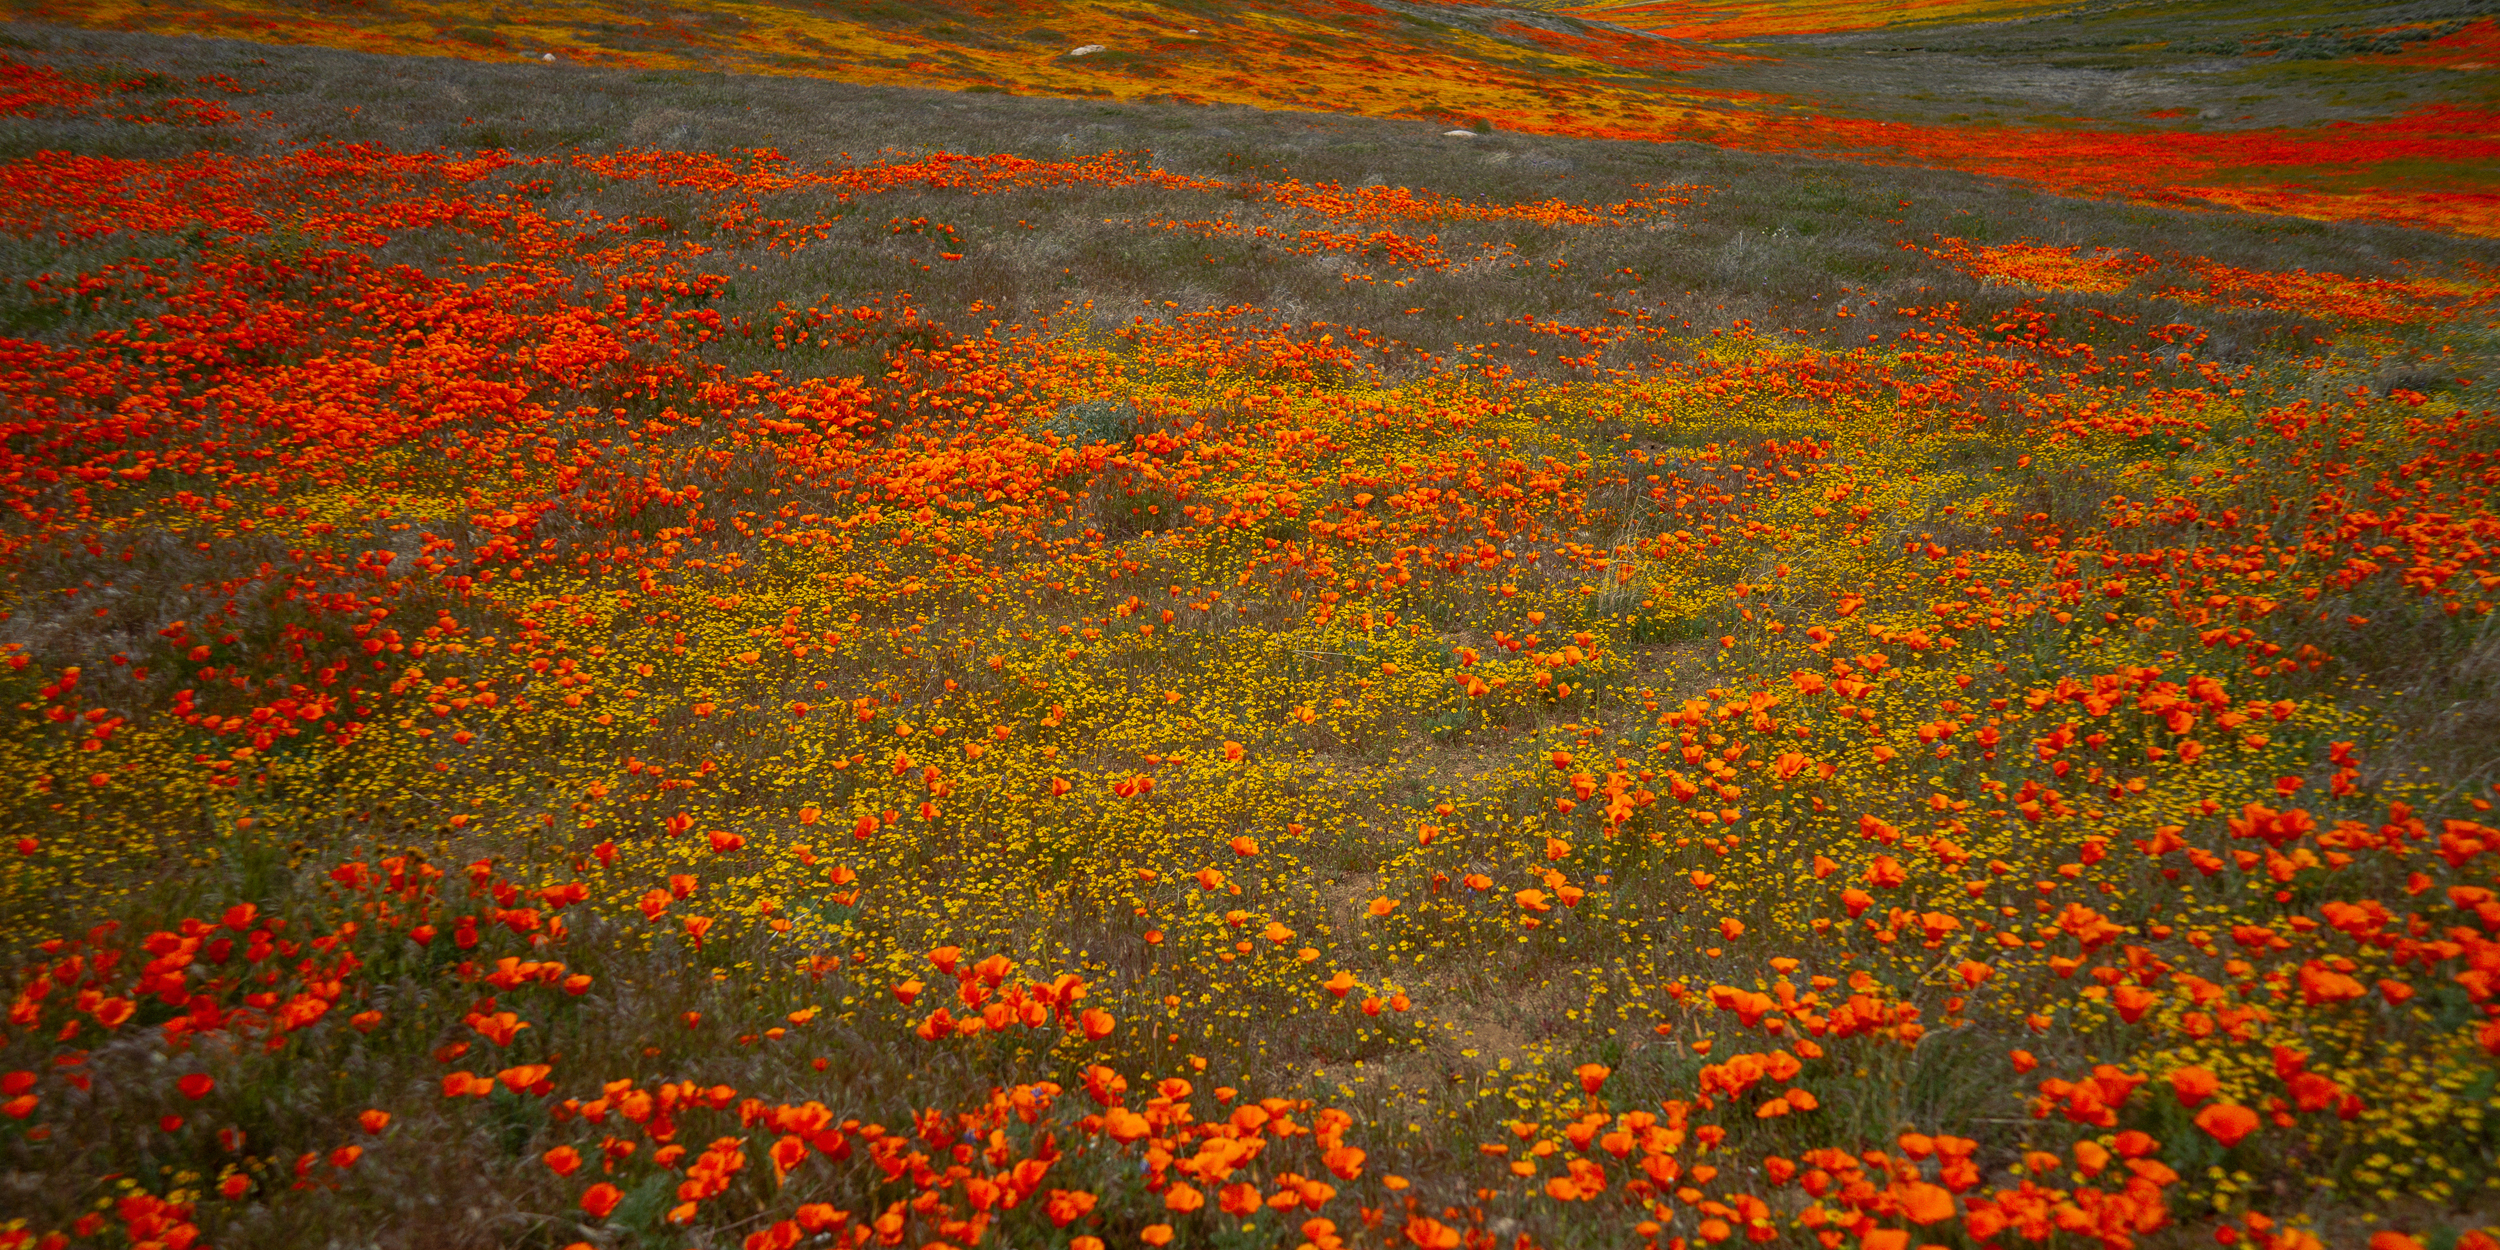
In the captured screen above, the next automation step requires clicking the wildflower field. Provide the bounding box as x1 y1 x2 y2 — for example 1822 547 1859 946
0 9 2498 1250
22 0 2500 234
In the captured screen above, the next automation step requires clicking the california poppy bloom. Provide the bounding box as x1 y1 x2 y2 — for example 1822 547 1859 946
2195 1101 2260 1147
2170 1066 2219 1107
581 1182 624 1218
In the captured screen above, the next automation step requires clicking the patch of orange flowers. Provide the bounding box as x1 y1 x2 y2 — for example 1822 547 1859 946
11 0 2500 236
0 57 2496 1250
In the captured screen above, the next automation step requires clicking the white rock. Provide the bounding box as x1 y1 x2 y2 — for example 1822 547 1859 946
1442 129 1476 137
1069 44 1106 57
542 53 555 62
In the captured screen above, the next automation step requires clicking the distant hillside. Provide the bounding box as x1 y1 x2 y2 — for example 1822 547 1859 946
12 0 2498 230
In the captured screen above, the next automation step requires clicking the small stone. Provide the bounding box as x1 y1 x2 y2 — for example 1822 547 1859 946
1069 45 1106 57
1442 129 1476 138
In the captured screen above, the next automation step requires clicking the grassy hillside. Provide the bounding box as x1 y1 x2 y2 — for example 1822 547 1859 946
13 0 2500 233
0 15 2497 1250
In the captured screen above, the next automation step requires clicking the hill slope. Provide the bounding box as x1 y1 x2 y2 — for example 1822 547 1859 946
0 16 2495 1250
17 0 2500 232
